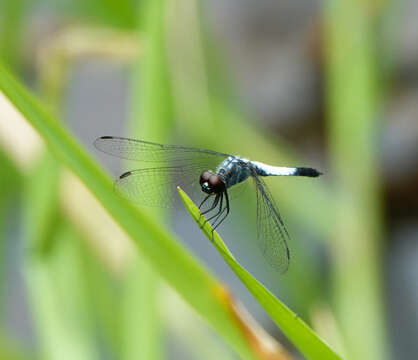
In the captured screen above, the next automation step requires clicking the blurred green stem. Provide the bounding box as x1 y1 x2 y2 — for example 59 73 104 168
121 0 173 358
23 154 97 360
0 150 21 318
324 1 388 359
0 0 26 72
22 49 97 359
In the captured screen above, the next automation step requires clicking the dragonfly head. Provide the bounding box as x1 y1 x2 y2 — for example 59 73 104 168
200 171 226 194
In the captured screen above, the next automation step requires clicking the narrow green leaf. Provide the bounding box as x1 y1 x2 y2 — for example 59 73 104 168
23 152 98 360
324 1 388 359
0 0 26 72
0 61 256 360
178 187 342 360
0 150 21 316
119 0 170 357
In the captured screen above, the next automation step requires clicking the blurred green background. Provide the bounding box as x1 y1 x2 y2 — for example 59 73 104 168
0 0 417 359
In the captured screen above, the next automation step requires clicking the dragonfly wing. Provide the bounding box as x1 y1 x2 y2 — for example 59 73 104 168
96 136 247 208
115 164 220 208
94 136 230 163
251 172 290 273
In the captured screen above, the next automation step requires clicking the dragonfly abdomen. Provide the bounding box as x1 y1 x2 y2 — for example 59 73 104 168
251 161 322 177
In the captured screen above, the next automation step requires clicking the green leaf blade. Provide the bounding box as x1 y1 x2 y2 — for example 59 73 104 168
0 61 257 360
177 187 342 360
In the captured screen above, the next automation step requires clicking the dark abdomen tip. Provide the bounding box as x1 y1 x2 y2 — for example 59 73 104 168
119 171 132 179
294 167 322 177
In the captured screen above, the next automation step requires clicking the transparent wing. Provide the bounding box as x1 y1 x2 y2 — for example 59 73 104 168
252 172 290 273
95 136 234 208
116 166 251 208
94 136 231 163
114 165 217 208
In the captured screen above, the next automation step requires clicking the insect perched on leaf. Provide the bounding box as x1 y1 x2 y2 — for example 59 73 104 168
95 136 322 272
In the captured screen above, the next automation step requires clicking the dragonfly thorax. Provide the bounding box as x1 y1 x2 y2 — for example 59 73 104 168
217 156 251 188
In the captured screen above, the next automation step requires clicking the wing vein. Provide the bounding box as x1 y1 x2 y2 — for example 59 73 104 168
251 169 290 273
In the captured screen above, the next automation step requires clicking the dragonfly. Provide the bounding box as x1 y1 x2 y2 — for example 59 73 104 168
94 136 322 272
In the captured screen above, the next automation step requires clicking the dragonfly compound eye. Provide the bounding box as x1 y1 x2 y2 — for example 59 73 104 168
199 171 213 185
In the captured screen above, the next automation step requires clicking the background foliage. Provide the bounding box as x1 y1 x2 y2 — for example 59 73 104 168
0 0 416 359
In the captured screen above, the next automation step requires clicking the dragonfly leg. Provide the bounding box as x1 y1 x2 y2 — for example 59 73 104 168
199 194 220 228
211 206 227 225
208 206 227 242
200 194 220 216
198 194 211 210
211 190 230 241
201 193 224 228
